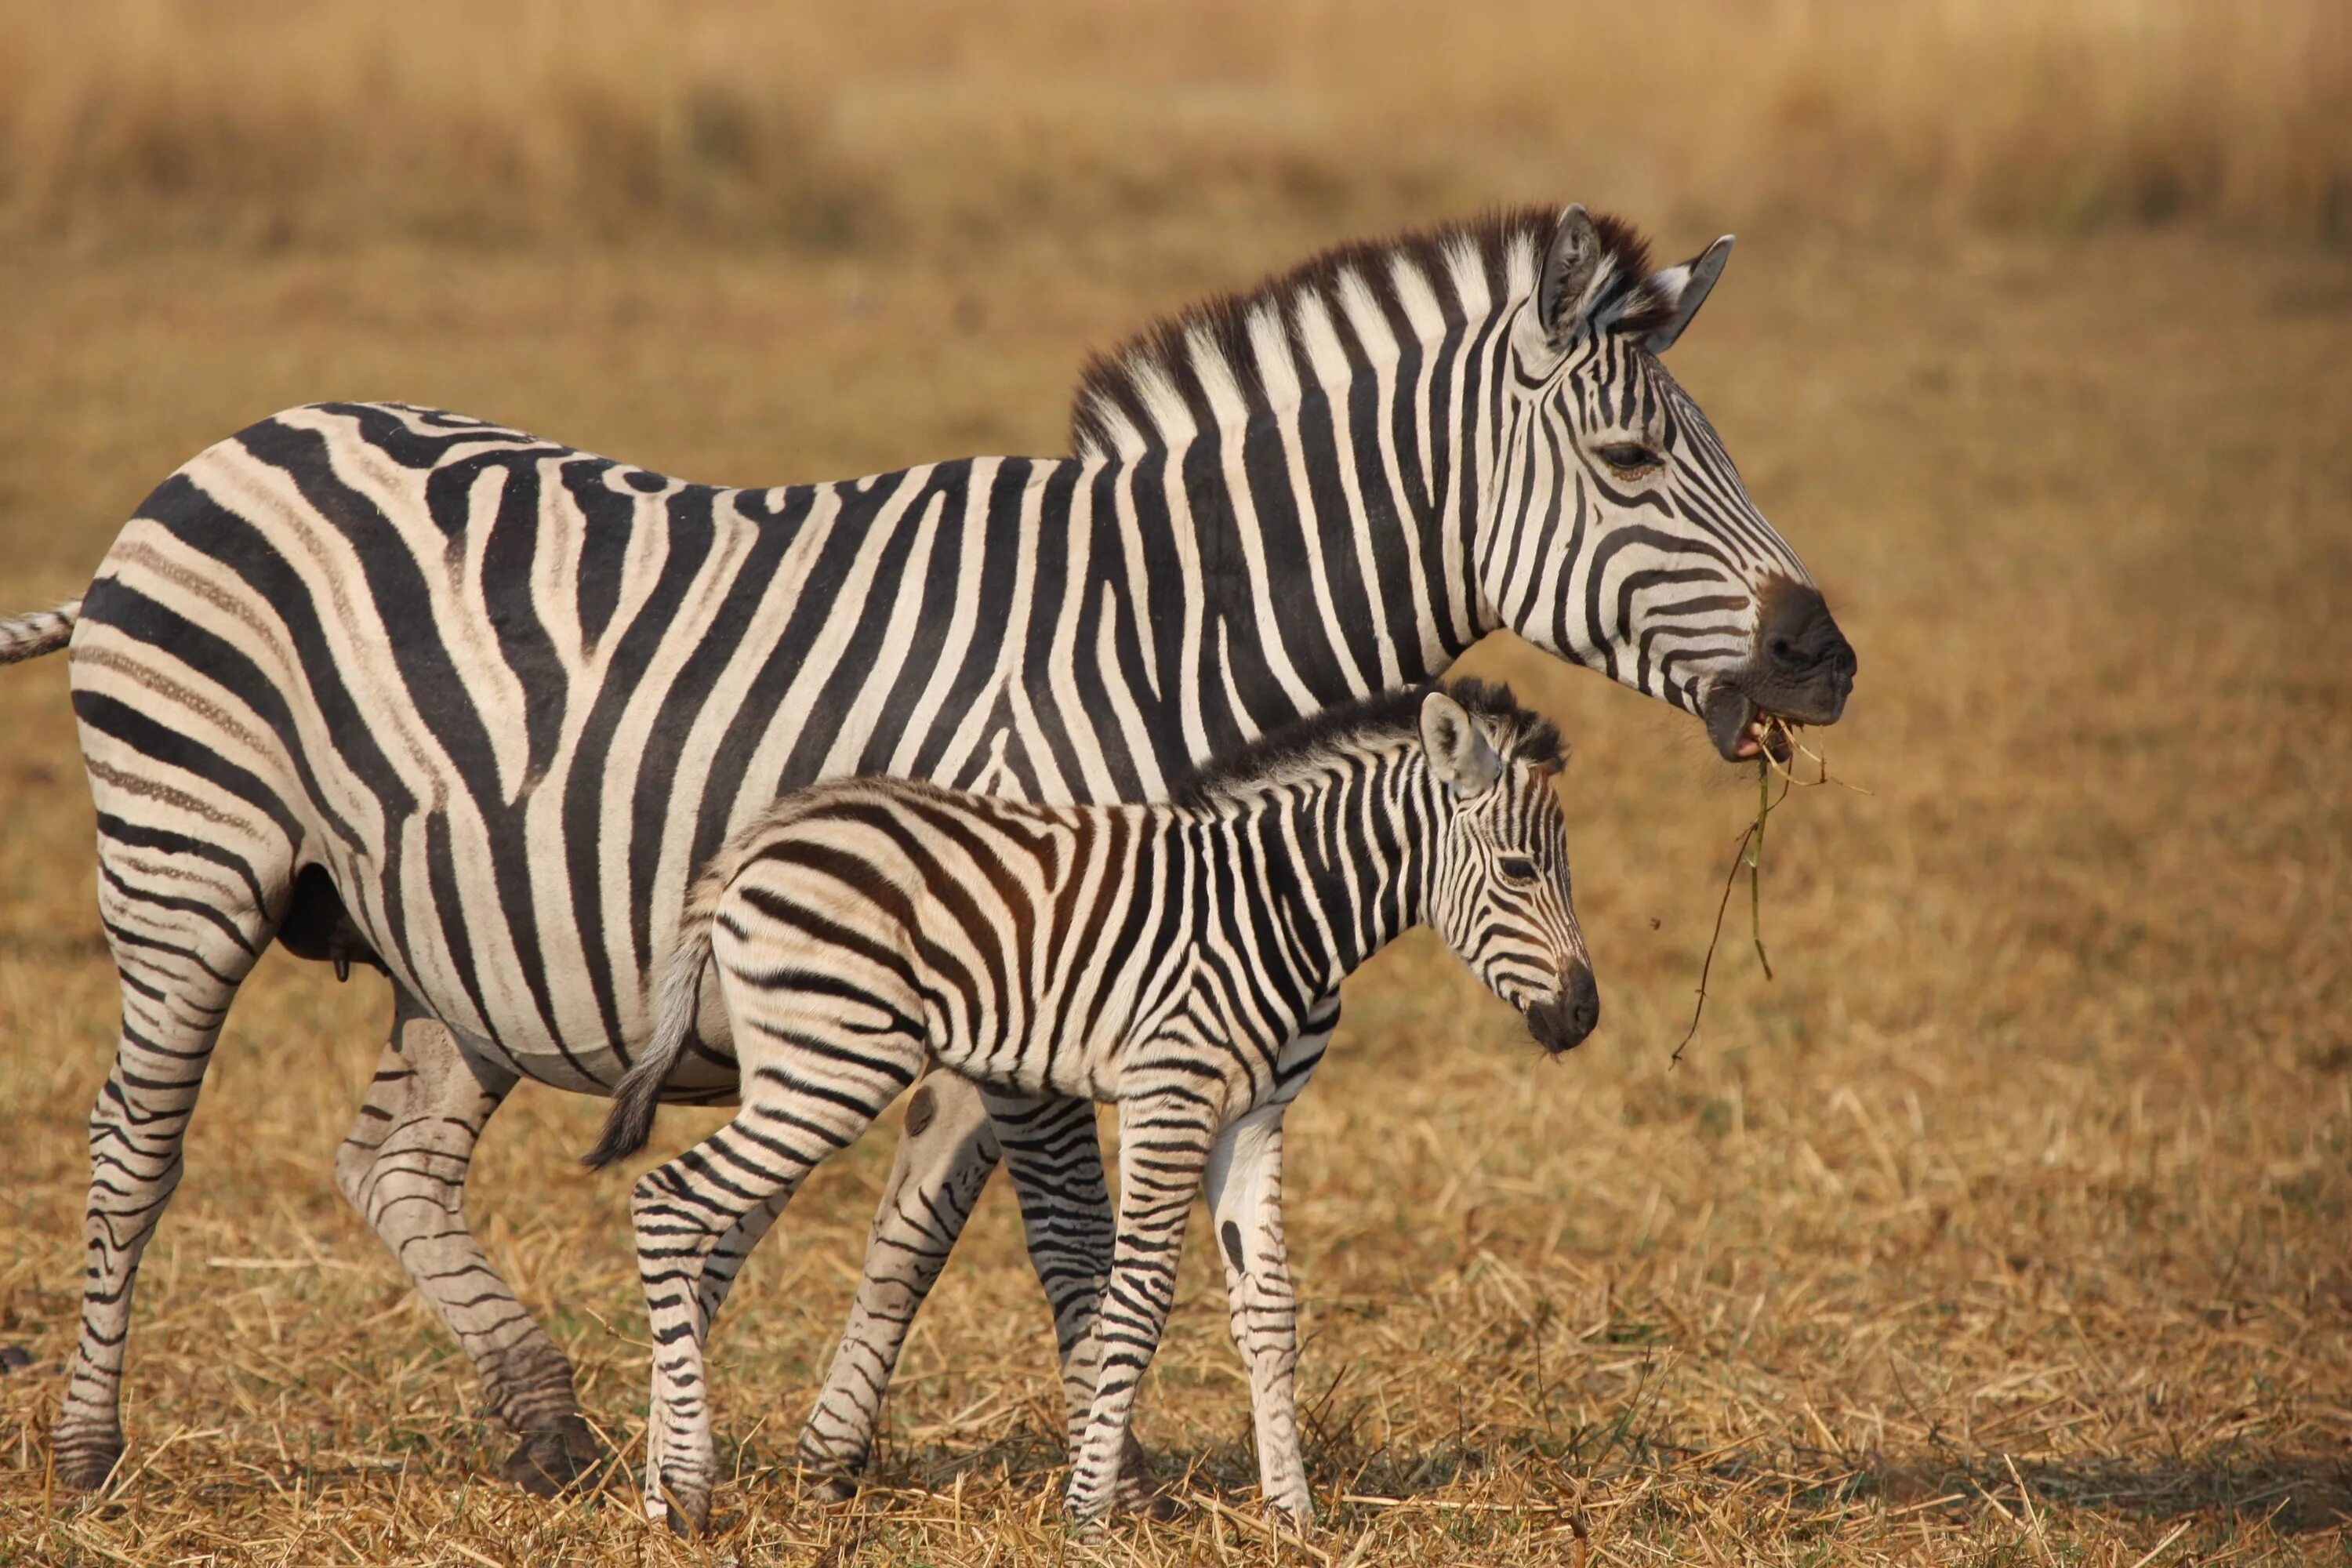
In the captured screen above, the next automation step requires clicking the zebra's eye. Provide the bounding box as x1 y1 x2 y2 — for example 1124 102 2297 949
1596 442 1661 476
1497 855 1538 884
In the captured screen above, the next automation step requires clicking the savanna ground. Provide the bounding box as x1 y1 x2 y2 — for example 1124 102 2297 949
1 3 2350 1563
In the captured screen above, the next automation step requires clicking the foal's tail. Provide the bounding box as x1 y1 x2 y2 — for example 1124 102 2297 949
584 866 727 1171
0 600 82 665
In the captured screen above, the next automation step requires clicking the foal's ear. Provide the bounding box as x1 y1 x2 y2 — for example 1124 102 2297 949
1420 692 1504 798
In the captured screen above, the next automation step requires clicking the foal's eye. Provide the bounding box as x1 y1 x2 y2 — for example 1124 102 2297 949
1497 855 1538 884
1596 442 1661 475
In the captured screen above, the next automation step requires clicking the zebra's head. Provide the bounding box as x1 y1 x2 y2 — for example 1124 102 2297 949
1417 684 1597 1056
1486 205 1857 761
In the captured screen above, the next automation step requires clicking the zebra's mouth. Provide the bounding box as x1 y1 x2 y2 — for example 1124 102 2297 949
1703 687 1797 766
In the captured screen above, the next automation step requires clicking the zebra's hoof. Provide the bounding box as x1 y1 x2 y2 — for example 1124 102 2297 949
501 1416 605 1496
52 1426 125 1492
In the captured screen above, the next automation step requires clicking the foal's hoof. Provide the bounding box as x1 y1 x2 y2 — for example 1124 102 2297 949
53 1434 125 1492
1111 1434 1178 1522
652 1486 715 1538
1116 1482 1181 1523
1264 1498 1316 1536
501 1415 605 1496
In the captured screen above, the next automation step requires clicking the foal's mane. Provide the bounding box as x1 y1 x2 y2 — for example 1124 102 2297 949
1171 678 1564 809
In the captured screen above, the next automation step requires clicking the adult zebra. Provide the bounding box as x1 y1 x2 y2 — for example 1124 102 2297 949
2 204 1855 1496
591 683 1595 1532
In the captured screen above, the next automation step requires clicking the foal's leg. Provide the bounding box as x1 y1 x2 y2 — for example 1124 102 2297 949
794 1079 1132 1501
1203 1008 1333 1528
633 1033 921 1534
1207 1106 1311 1526
1064 1088 1220 1523
987 1088 1161 1512
335 990 597 1493
794 1070 1002 1492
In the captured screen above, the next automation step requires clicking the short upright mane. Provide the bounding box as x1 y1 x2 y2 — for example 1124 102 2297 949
1071 205 1661 462
1171 678 1564 809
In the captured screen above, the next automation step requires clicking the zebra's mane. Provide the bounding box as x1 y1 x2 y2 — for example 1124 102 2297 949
1170 678 1563 810
1070 205 1671 461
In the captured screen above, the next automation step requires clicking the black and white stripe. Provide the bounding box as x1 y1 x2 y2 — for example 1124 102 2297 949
2 202 1853 1494
590 683 1595 1530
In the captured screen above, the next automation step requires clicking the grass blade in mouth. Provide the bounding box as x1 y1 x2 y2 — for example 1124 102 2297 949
1673 717 1867 1066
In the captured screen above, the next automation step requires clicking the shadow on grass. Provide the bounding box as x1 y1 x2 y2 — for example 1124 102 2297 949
38 1425 2347 1548
843 1423 2352 1537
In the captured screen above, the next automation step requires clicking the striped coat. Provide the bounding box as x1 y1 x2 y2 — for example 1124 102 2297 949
592 682 1596 1530
0 202 1853 1496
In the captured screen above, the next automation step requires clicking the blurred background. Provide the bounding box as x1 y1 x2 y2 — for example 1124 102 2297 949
1 3 2347 1563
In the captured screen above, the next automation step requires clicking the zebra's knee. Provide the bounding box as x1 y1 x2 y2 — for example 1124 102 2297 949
334 1056 416 1212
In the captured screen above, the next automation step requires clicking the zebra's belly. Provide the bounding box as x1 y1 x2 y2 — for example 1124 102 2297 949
436 1011 746 1102
380 904 744 1101
923 1021 1131 1107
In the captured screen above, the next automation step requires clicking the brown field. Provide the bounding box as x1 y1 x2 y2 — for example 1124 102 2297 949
2 3 2350 1563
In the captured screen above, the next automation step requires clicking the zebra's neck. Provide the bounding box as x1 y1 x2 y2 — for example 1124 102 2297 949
1091 316 1516 719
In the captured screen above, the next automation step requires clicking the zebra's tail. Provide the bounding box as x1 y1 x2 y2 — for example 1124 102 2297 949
584 869 724 1171
0 599 82 665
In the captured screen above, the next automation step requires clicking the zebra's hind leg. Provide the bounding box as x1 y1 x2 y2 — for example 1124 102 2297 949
54 838 275 1489
333 990 600 1495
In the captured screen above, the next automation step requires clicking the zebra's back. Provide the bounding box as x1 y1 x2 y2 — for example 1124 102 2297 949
70 401 1087 1089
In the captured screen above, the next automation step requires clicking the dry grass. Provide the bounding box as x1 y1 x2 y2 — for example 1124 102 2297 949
0 0 2347 249
2 9 2351 1562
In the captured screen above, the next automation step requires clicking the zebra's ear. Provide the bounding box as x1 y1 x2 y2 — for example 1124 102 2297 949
1534 205 1606 350
1635 235 1734 354
1421 692 1504 799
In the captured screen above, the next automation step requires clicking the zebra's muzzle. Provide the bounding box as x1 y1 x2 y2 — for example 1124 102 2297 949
1704 582 1857 760
1526 964 1599 1055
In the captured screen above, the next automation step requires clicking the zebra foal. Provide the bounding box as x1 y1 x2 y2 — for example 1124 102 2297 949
589 681 1596 1531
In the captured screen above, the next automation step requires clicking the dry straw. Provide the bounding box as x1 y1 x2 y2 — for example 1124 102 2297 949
1674 720 1869 1066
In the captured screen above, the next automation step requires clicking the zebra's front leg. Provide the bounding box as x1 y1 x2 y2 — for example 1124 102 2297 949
1065 1091 1218 1526
1206 1105 1312 1529
334 991 597 1494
